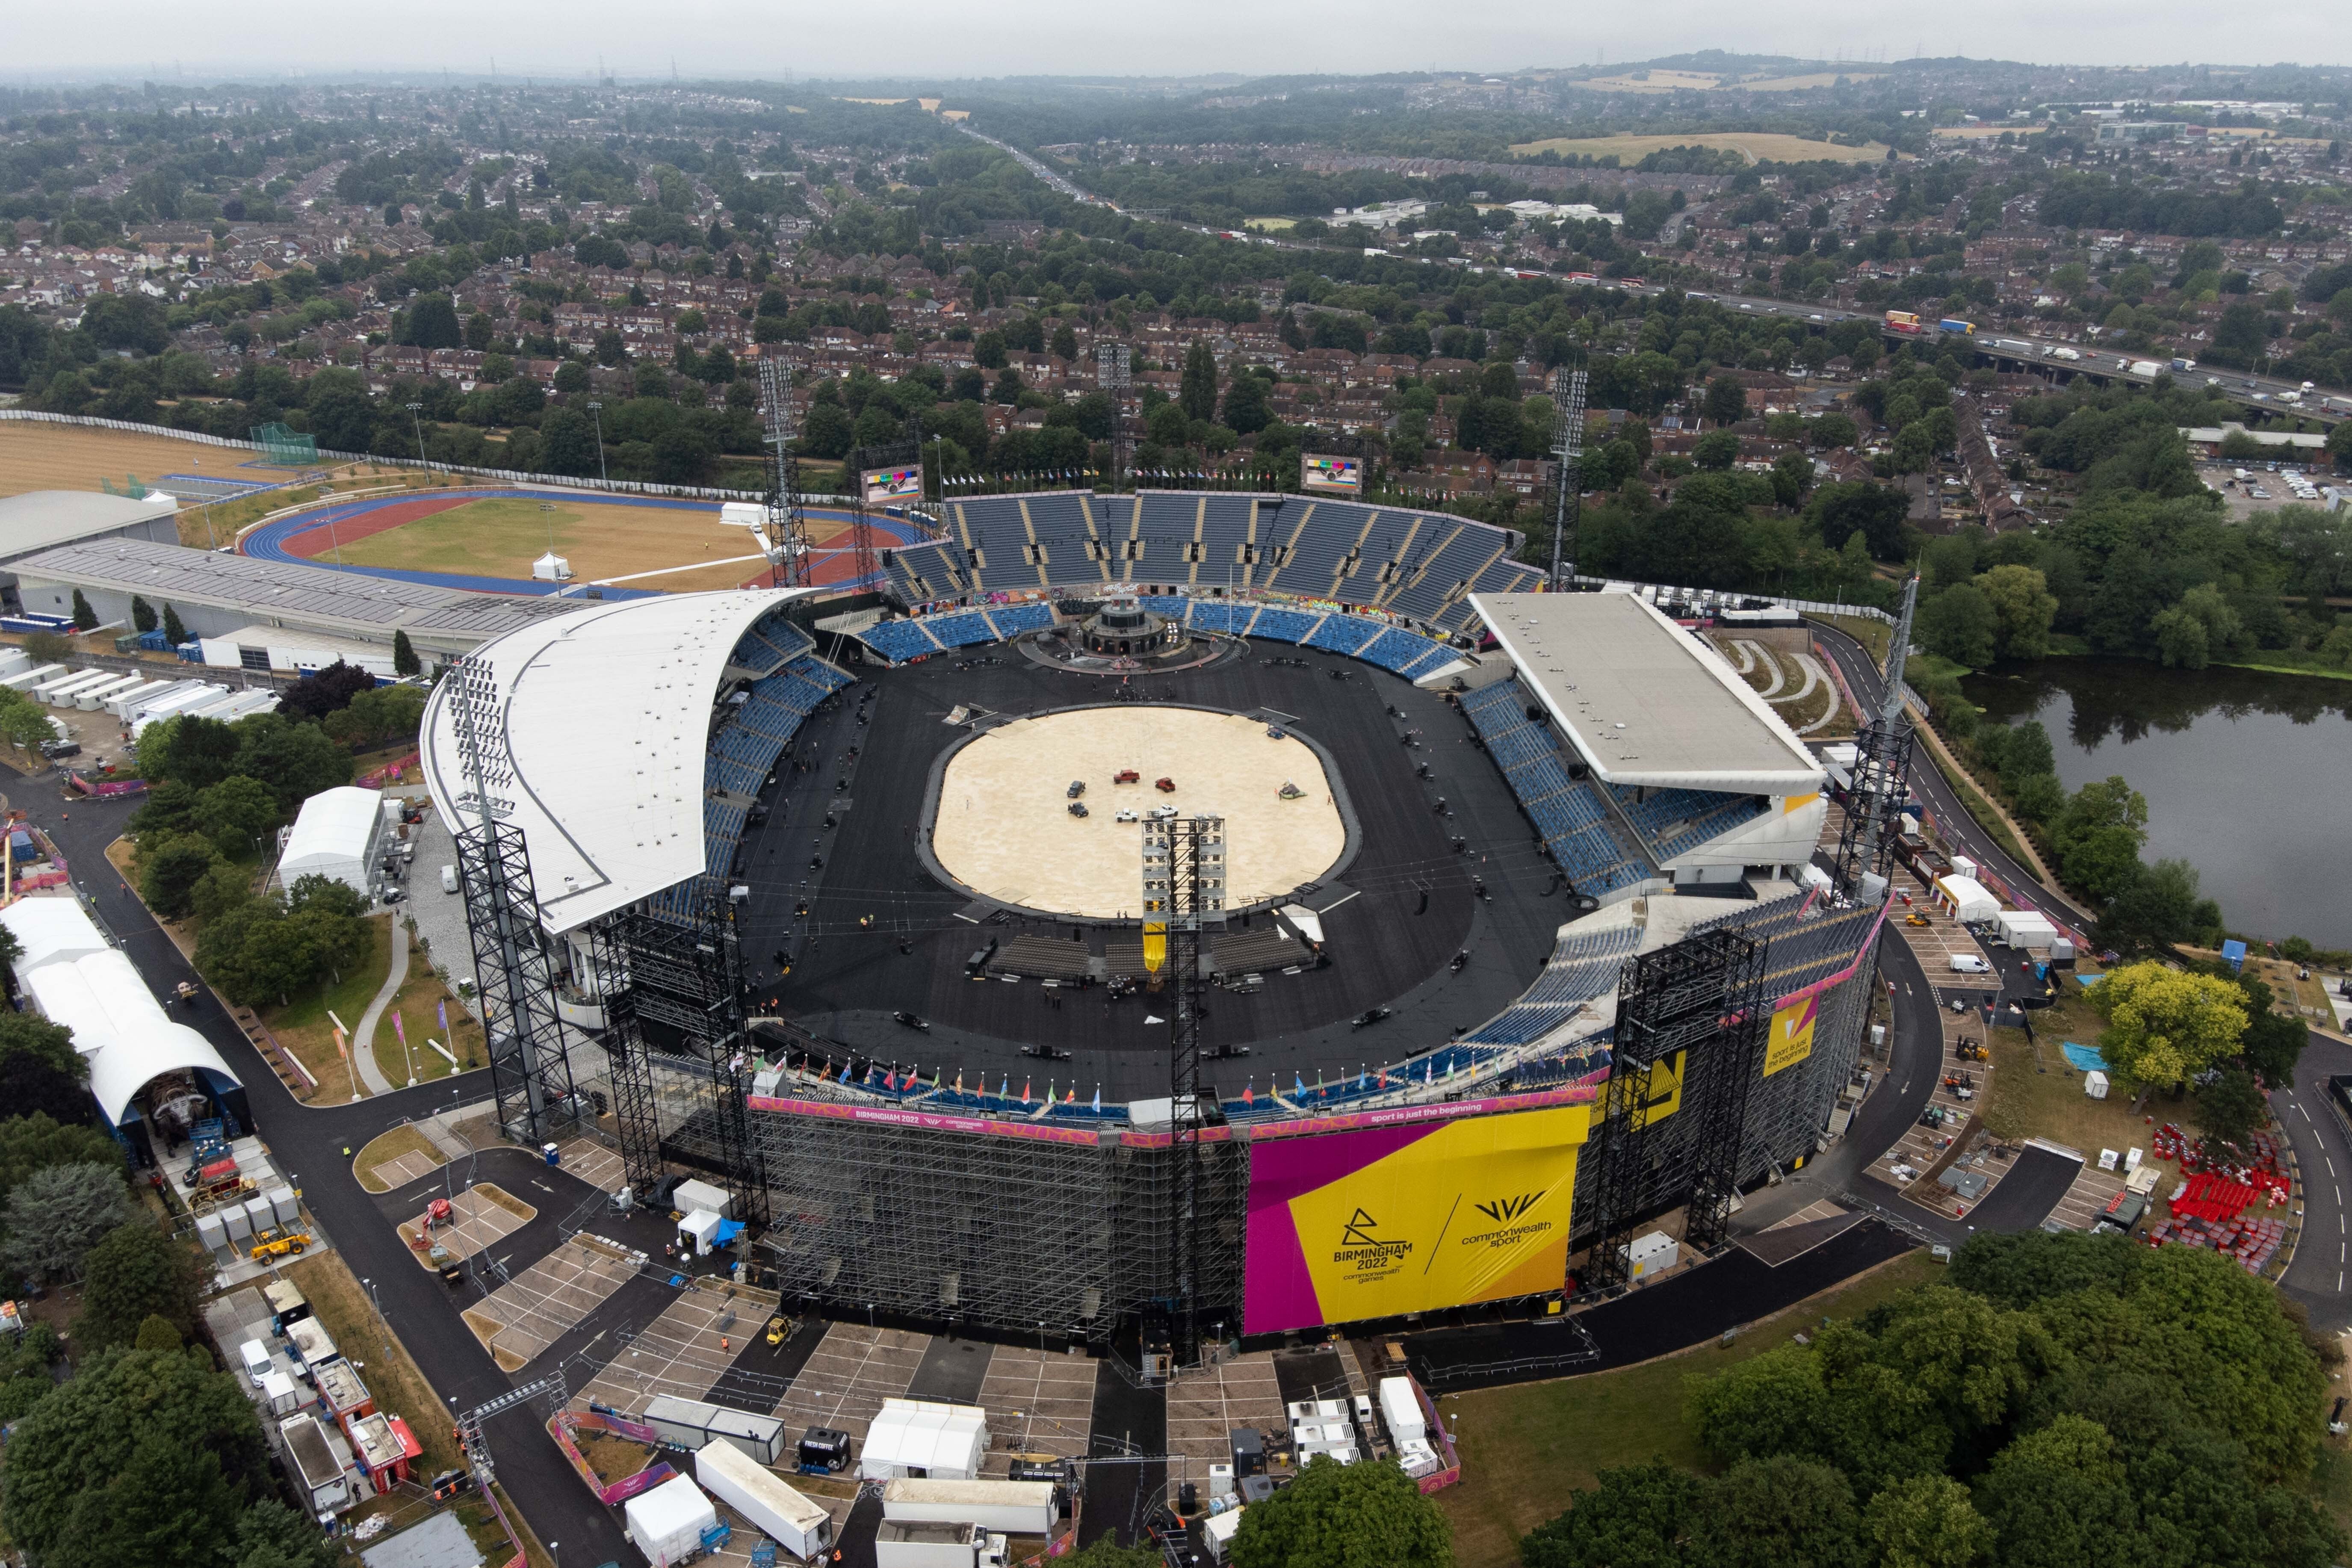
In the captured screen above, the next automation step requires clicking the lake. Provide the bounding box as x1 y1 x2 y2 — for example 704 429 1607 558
1962 659 2352 948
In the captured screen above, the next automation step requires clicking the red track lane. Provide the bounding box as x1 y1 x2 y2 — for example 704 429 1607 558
283 494 475 557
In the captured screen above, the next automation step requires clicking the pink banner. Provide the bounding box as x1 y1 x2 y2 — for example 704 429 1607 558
1241 1083 1599 1143
1769 900 1894 1015
747 1095 1108 1146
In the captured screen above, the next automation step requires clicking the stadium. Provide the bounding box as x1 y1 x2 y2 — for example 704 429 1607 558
419 486 1885 1358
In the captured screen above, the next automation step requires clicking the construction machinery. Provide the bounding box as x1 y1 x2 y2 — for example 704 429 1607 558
248 1230 312 1262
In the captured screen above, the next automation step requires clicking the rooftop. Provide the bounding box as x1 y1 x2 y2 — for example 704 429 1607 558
0 490 179 563
1469 592 1823 795
419 588 817 935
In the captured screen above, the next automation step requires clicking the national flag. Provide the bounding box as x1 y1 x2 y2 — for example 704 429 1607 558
1022 1079 1032 1102
437 998 448 1033
1294 1073 1306 1098
1091 1086 1101 1112
1244 1082 1254 1105
393 1013 406 1046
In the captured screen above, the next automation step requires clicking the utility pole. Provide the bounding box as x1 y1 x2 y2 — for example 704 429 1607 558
585 400 608 486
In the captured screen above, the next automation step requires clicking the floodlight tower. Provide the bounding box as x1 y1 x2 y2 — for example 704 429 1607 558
1830 574 1921 898
1096 342 1132 489
1548 362 1590 591
757 354 812 587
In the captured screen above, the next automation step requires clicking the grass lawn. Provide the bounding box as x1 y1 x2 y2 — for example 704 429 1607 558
1437 1249 1941 1568
331 493 757 591
475 1183 538 1223
1808 612 1891 668
284 1252 463 1476
371 924 486 1088
355 1124 448 1194
1979 984 2192 1157
260 912 395 1101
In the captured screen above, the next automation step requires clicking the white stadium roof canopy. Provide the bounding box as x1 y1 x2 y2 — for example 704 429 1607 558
1469 592 1824 796
419 588 816 936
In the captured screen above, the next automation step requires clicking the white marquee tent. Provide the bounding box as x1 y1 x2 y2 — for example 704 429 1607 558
278 786 386 899
857 1399 990 1481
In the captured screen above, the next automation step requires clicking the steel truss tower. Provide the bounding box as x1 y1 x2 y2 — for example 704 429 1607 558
1144 814 1224 1367
1584 928 1768 1290
443 656 579 1145
594 896 769 1228
758 353 813 588
1548 362 1589 591
1831 574 1921 896
1096 343 1132 488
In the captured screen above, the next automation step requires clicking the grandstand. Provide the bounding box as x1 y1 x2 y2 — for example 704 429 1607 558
882 488 1541 632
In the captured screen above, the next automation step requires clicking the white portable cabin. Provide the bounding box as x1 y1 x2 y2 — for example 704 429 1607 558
186 688 278 724
880 1477 1054 1536
32 668 98 703
641 1394 788 1465
694 1437 834 1559
1377 1376 1426 1444
1201 1508 1245 1565
260 1368 301 1417
74 673 145 711
130 683 229 736
624 1474 718 1567
286 1315 339 1370
53 670 127 707
1995 910 2061 951
861 1403 992 1483
671 1177 732 1218
0 663 63 693
0 647 28 680
105 678 181 720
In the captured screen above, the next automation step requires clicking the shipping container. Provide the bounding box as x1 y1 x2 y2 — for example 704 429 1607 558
881 1478 1056 1538
694 1437 834 1559
877 1521 993 1568
103 679 179 719
642 1394 789 1465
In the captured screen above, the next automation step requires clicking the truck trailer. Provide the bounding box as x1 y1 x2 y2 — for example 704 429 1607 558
876 1521 1009 1568
881 1478 1057 1538
693 1438 834 1560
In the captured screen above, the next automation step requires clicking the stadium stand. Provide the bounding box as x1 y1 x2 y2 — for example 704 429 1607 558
1461 679 1655 897
1609 784 1770 862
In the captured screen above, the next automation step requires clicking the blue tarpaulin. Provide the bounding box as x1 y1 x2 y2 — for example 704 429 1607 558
2222 939 2249 971
2062 1042 2109 1072
712 1220 747 1247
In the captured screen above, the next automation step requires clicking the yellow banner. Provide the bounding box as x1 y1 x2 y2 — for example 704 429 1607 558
1764 994 1818 1077
1634 1050 1684 1127
1142 921 1166 974
1277 1106 1591 1326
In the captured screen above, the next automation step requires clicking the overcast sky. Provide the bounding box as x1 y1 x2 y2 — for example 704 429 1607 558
13 0 2348 83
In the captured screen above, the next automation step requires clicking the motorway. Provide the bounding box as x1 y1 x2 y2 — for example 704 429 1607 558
954 124 2349 422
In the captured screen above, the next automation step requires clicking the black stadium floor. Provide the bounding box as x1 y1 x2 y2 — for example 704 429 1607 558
740 639 1574 1101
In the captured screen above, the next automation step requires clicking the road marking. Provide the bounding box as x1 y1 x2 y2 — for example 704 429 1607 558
2329 1158 2337 1179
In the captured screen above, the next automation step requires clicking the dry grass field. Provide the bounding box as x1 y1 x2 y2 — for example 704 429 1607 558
319 493 816 589
1740 71 1887 91
0 420 319 499
1510 132 1893 165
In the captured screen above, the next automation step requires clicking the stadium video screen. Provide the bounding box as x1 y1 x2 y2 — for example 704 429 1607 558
1300 455 1363 494
862 464 925 505
1241 1102 1590 1334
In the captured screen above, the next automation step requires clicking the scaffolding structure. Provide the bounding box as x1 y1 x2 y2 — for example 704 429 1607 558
1146 814 1225 1367
1832 573 1920 897
1096 343 1132 487
758 354 813 588
443 656 580 1145
1582 928 1767 1290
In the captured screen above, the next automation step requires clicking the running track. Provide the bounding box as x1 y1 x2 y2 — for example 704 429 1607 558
239 487 928 598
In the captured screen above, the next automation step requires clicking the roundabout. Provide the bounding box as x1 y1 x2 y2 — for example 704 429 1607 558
925 705 1350 921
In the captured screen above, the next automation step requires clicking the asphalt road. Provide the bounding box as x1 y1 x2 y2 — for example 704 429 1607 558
2272 1031 2352 1333
27 779 649 1568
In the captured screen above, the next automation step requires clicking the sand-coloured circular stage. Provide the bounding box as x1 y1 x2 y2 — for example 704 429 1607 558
930 707 1347 919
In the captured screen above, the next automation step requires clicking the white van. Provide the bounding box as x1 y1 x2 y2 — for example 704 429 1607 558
239 1338 272 1388
1949 954 1991 974
440 864 459 895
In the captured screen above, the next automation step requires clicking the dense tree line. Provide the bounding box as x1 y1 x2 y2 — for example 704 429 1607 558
1524 1231 2343 1568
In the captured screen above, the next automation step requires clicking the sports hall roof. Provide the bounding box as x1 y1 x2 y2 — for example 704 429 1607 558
0 490 182 563
418 588 814 936
1470 592 1823 795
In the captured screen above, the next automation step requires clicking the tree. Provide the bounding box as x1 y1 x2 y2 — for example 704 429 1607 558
1860 1474 1992 1568
1974 565 2057 661
1972 1414 2139 1568
3 1345 265 1568
161 602 187 644
136 715 243 791
72 1223 203 1348
1920 584 1998 667
231 713 356 810
324 683 427 748
231 1500 340 1568
1180 340 1219 423
0 1114 118 1205
1521 1462 1700 1568
1058 1541 1163 1568
2091 960 2250 1090
2195 1067 2268 1144
1222 372 1271 436
1688 1342 1828 1465
1703 375 1747 428
404 292 462 350
0 1053 104 1129
392 628 421 676
139 833 225 919
1229 1456 1451 1568
129 595 157 633
190 775 281 858
1692 429 1740 470
1808 481 1910 559
0 1008 83 1085
2098 858 2205 951
538 406 602 477
69 589 97 631
1689 1456 1863 1568
133 1314 183 1351
275 660 377 722
0 1161 133 1279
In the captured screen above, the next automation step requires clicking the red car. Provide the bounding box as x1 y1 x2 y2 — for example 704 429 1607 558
1154 777 1176 792
1115 770 1141 784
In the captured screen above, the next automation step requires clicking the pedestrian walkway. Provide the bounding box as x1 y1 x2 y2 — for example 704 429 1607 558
349 921 411 1095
